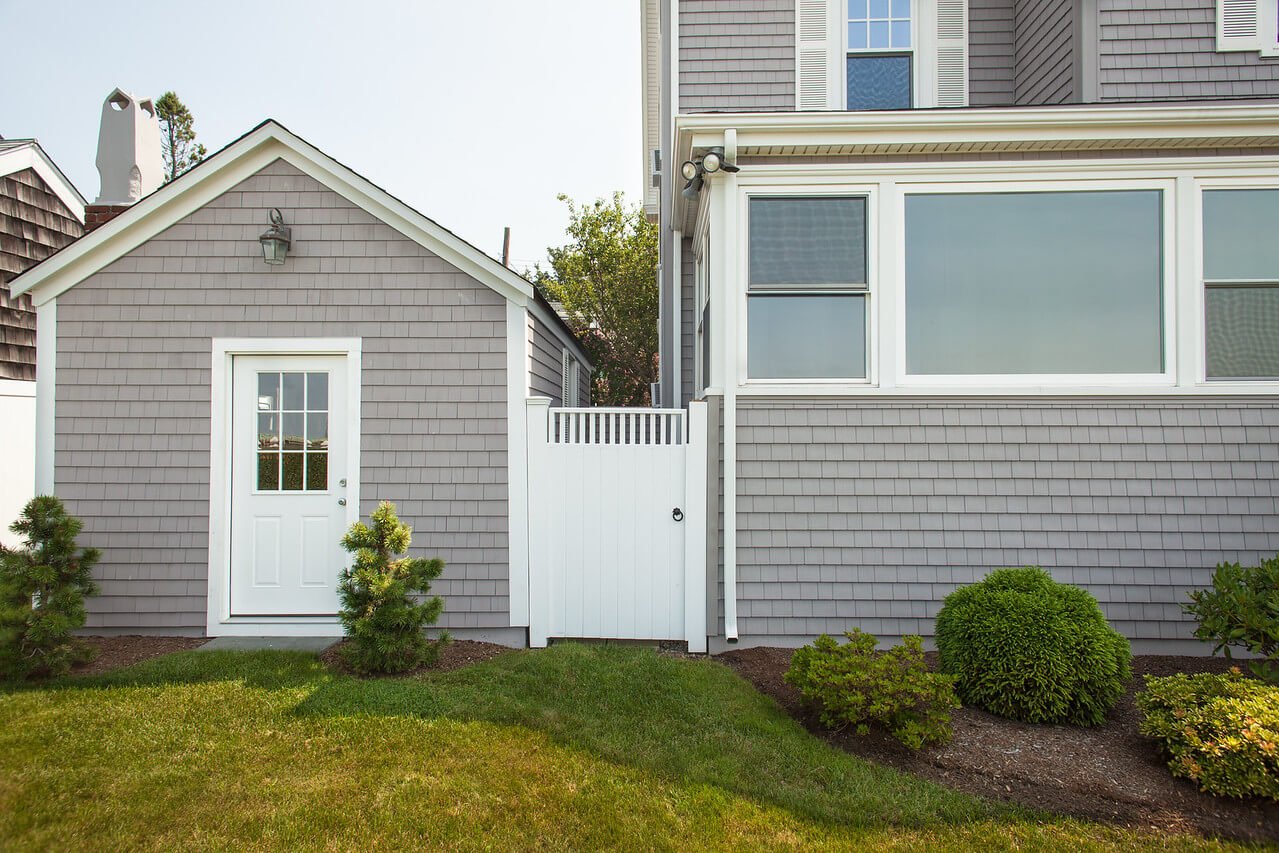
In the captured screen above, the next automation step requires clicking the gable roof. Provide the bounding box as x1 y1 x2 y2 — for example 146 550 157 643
0 139 87 224
10 120 540 311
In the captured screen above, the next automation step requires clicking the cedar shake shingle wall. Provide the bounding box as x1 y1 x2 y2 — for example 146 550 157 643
54 158 510 634
1098 0 1279 101
729 398 1279 646
969 0 1017 106
529 310 565 405
0 168 83 381
1015 0 1077 104
679 0 795 112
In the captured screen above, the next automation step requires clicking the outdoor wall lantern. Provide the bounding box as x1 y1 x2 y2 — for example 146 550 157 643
259 208 292 265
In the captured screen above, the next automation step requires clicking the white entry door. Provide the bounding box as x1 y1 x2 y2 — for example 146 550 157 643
229 354 351 616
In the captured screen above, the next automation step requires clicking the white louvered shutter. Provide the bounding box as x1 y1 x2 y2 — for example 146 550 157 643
797 0 839 110
934 0 969 107
1217 0 1262 51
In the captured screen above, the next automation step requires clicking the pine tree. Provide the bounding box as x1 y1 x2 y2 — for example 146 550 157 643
337 501 447 674
155 91 208 183
0 496 100 679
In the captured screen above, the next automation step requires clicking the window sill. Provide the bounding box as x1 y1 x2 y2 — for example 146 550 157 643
735 382 1279 397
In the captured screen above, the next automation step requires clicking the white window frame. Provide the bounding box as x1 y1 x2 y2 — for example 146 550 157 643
1195 177 1279 382
894 178 1177 389
843 0 924 109
738 184 879 387
719 158 1279 397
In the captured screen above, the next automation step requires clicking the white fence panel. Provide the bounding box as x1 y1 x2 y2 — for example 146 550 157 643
528 401 706 650
0 380 35 548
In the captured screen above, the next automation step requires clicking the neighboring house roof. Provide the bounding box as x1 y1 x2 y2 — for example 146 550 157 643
9 120 591 366
0 139 86 381
0 140 87 223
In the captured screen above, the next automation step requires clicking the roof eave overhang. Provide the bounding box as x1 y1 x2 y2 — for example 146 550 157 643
674 102 1279 225
10 121 536 309
0 141 88 224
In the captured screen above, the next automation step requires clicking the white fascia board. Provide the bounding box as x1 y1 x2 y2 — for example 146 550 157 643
0 142 87 223
11 121 534 308
675 102 1279 155
528 297 593 370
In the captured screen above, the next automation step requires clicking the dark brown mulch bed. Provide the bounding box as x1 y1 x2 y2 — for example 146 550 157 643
72 636 208 676
719 648 1279 844
320 639 513 678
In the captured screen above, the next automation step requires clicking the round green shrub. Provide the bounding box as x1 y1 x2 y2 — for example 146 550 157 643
934 567 1132 726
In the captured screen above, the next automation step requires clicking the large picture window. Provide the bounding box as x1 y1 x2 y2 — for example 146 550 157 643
1203 188 1279 379
747 196 868 380
904 190 1164 376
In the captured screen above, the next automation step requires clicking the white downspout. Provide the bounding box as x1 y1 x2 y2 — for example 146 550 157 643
715 128 739 643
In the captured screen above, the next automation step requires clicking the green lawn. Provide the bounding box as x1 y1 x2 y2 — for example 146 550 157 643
0 644 1244 850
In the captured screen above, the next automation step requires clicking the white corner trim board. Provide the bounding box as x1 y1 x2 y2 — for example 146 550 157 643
506 301 531 628
206 337 362 637
34 300 56 496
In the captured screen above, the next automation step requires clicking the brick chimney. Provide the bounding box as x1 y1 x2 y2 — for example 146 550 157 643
85 88 163 232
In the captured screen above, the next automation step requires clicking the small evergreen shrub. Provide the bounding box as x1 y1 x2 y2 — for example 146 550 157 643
337 501 448 674
934 567 1131 726
0 496 100 679
1138 670 1279 801
785 629 960 749
1183 557 1279 684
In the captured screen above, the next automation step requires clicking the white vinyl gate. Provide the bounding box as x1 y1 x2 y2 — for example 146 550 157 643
527 400 707 652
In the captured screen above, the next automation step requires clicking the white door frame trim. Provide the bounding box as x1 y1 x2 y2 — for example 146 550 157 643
207 337 362 637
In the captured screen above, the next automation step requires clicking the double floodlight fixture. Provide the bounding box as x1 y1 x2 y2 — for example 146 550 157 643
679 146 740 200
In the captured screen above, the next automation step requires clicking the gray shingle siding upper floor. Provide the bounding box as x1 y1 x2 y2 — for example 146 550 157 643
1097 0 1279 102
669 0 1279 116
55 158 511 634
1015 0 1077 104
970 0 1017 106
726 398 1279 647
679 0 796 112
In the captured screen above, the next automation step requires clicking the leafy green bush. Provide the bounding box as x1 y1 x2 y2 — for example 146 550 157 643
934 567 1131 726
337 501 448 674
1138 670 1279 801
0 496 100 679
1183 557 1279 683
785 630 959 749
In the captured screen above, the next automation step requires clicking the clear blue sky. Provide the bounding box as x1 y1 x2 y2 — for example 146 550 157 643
0 0 642 270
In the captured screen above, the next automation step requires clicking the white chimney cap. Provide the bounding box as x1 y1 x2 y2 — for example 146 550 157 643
94 88 164 205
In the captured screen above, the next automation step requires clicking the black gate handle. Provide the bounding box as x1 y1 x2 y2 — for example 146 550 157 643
672 507 684 522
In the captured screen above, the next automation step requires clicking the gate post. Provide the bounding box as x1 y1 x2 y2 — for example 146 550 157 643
526 397 552 648
684 400 708 653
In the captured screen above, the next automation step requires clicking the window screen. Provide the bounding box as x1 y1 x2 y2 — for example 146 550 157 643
1203 189 1279 379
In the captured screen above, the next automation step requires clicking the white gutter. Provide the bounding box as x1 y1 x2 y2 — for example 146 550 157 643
712 129 739 643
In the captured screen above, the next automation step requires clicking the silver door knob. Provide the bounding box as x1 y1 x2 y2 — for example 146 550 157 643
337 498 347 506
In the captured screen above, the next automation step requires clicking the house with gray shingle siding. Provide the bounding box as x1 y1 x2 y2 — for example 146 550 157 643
9 118 589 641
0 138 85 546
646 0 1279 652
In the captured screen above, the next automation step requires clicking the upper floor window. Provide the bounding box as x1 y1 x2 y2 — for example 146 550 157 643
797 0 967 111
847 0 913 110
